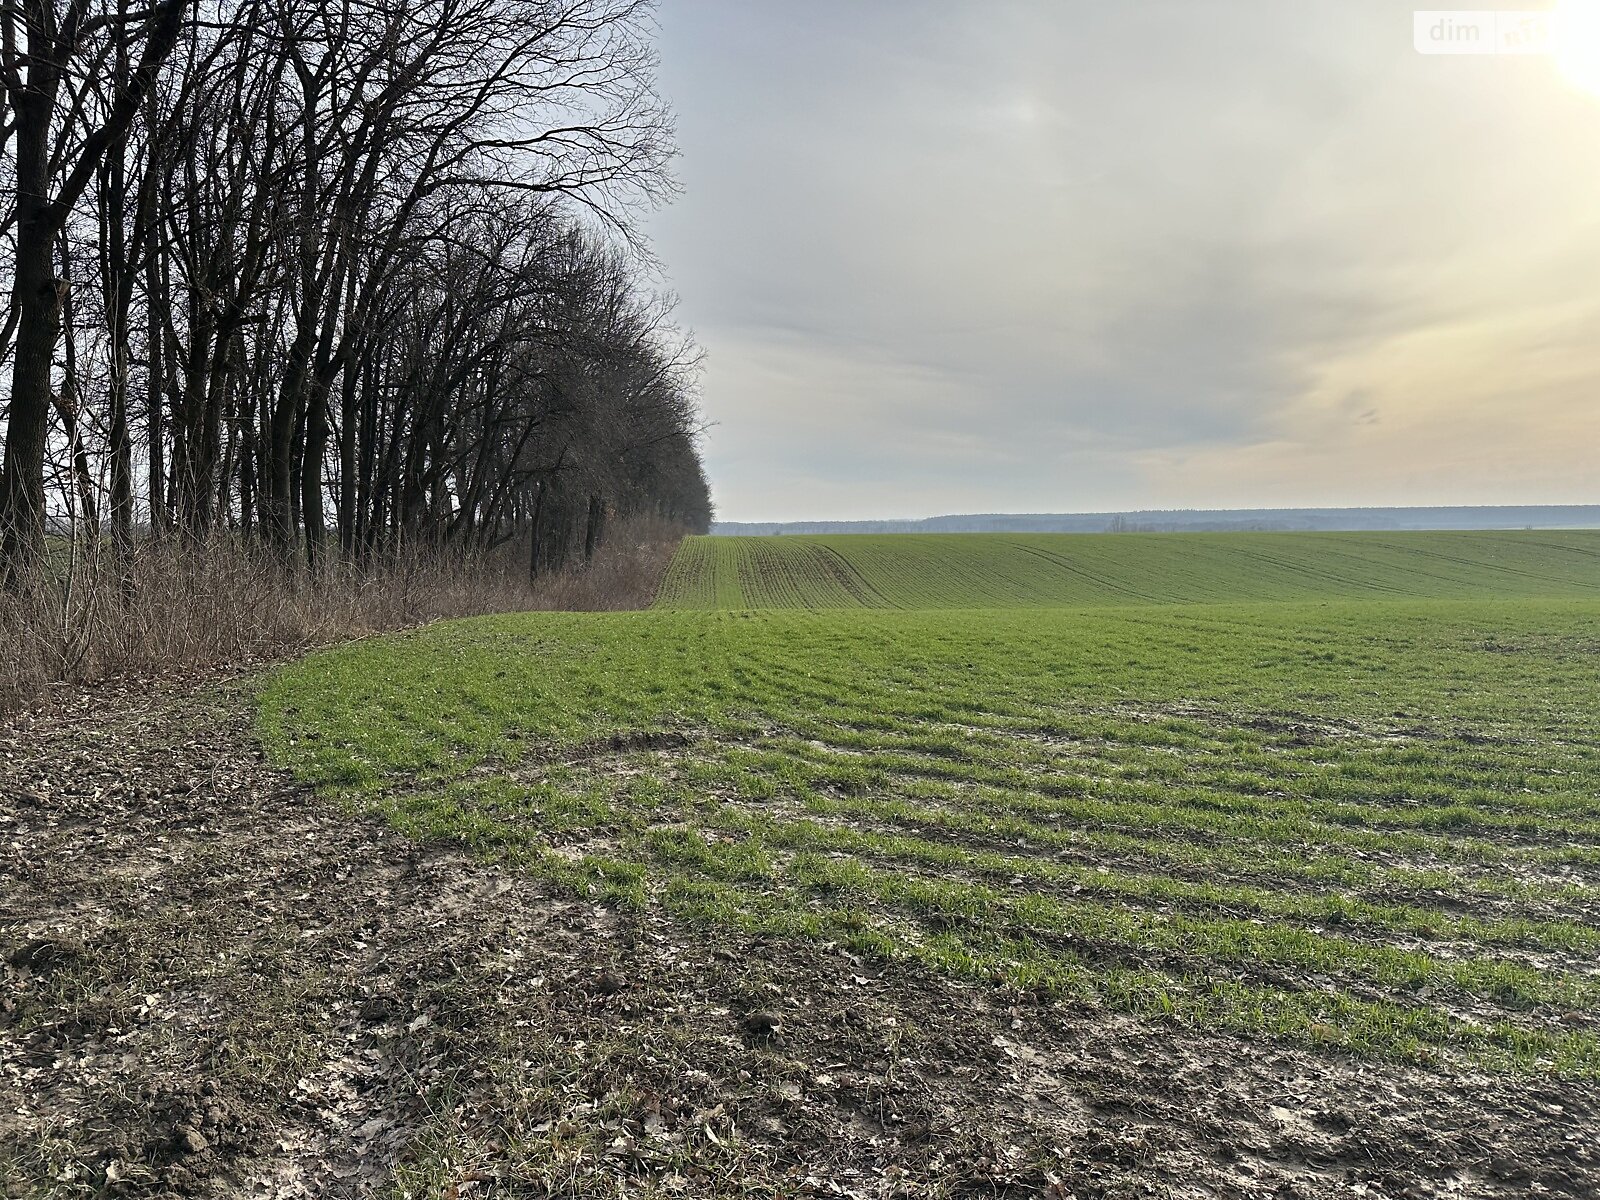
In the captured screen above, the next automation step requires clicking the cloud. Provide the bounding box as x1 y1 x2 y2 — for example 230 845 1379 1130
648 0 1600 520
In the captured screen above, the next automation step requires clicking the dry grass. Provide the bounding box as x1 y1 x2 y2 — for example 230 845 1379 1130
0 517 686 713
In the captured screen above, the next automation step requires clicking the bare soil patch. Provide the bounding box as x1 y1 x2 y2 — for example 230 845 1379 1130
2 677 1596 1198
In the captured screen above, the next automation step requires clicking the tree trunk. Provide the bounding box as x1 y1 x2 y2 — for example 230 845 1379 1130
0 89 62 585
584 495 605 563
265 329 314 552
337 352 361 560
101 147 137 563
301 378 331 570
56 265 98 534
172 312 216 538
528 482 546 580
145 182 169 537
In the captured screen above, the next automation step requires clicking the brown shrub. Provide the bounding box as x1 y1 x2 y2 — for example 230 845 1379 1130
0 518 685 712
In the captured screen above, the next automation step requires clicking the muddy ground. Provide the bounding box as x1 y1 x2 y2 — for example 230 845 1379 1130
2 676 1594 1198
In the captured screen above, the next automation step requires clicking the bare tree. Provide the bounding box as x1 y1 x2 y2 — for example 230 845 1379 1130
0 0 710 592
0 0 187 583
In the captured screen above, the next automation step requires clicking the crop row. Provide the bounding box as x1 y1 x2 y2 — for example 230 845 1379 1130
654 531 1600 611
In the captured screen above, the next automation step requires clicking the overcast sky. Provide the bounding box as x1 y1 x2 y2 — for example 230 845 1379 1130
643 1 1600 522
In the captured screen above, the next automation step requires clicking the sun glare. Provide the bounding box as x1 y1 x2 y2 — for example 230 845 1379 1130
1555 0 1600 96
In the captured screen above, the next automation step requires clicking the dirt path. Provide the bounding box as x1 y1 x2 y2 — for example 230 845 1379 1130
2 676 1595 1198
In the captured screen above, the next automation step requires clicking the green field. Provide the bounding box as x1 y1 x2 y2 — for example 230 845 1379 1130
262 531 1600 1075
656 530 1600 608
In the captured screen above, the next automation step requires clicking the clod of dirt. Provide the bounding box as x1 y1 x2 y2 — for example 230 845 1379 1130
743 1010 784 1044
592 969 627 995
358 994 400 1024
162 1164 199 1194
602 730 691 754
7 935 85 974
177 1127 209 1155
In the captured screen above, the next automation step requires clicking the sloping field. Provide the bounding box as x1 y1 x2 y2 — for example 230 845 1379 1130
265 595 1600 1078
251 530 1600 1189
654 530 1600 609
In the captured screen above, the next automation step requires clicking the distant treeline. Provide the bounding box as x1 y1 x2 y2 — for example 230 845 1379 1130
714 506 1600 537
0 0 712 587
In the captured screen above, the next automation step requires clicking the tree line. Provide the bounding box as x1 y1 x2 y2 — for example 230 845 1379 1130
0 0 712 589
